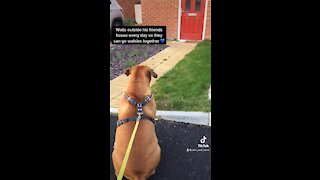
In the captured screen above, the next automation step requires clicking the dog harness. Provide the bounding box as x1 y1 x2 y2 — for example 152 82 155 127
116 94 156 127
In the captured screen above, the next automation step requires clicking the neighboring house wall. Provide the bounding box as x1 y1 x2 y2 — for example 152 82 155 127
141 0 179 39
117 0 136 19
141 0 211 40
204 0 211 39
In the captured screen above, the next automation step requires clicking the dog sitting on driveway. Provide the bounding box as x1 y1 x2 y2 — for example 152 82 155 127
112 65 161 180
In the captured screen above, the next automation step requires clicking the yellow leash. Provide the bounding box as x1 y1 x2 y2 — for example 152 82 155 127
117 120 140 180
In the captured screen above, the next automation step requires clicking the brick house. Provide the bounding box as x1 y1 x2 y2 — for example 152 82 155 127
116 0 137 19
140 0 211 40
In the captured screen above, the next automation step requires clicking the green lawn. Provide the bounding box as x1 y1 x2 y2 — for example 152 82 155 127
151 40 211 112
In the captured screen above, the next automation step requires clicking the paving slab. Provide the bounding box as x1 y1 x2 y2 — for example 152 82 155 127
113 92 125 100
110 84 126 98
110 98 121 108
110 75 129 86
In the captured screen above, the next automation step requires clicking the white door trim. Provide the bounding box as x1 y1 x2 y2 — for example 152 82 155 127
177 0 182 41
202 0 209 40
177 0 208 41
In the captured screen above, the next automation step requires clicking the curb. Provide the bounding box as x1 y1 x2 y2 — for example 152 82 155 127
110 108 211 127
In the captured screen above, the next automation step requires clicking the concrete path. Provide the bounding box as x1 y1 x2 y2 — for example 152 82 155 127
110 41 197 108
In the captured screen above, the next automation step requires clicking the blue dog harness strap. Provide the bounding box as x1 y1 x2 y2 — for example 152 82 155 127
117 94 155 128
116 114 156 127
124 94 153 106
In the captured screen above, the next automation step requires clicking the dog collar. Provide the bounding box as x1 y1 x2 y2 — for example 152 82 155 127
116 94 155 128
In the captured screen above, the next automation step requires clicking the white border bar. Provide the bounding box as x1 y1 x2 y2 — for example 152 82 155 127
177 0 182 41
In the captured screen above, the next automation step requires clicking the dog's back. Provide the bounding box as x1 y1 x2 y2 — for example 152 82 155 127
112 65 160 180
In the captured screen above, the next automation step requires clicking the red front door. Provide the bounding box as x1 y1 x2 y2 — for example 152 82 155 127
180 0 206 40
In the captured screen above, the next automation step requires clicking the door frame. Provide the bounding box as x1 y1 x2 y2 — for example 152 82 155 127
177 0 209 41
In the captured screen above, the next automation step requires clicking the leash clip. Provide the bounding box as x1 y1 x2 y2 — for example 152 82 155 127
136 103 143 121
136 112 143 121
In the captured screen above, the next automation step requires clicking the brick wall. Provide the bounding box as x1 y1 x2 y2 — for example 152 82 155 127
141 0 211 40
117 0 136 19
204 0 211 39
141 0 179 39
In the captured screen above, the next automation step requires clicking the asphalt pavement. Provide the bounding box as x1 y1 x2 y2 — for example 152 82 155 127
110 114 211 180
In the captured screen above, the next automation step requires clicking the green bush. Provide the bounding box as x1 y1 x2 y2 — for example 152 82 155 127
124 18 137 26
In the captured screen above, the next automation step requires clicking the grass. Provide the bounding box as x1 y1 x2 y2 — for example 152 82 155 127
121 50 149 69
151 40 211 112
124 59 136 68
124 18 137 26
128 49 148 58
128 50 138 58
116 51 125 58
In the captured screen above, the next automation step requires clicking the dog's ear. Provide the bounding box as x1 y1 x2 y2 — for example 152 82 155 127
124 68 131 76
149 69 158 78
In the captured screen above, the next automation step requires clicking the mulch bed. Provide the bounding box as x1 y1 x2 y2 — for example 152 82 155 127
110 44 168 80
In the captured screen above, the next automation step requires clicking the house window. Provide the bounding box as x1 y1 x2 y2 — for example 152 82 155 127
196 0 201 11
186 0 191 11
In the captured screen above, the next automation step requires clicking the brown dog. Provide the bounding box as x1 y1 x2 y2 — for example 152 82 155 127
112 65 161 180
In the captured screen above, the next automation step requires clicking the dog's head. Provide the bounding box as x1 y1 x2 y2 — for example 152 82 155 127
125 65 158 80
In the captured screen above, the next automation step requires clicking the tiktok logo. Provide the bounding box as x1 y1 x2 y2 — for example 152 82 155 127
200 136 207 144
187 135 210 152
